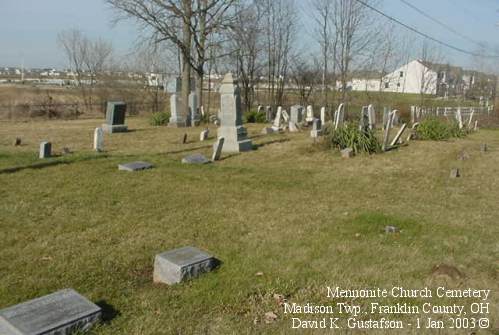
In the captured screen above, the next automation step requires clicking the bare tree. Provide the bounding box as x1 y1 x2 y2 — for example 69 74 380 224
290 56 320 106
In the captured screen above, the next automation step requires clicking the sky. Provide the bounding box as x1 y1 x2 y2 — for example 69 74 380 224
0 0 498 70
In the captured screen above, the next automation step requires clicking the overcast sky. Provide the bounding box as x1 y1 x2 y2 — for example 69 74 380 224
0 0 498 70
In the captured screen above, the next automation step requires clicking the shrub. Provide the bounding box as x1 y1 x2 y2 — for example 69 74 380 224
325 122 381 154
244 110 266 123
417 117 466 140
150 111 170 126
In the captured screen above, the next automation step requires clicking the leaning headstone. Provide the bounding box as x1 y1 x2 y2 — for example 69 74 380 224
200 128 209 141
334 103 345 130
182 153 210 165
382 111 396 151
102 101 127 133
272 106 283 130
217 73 252 153
290 105 303 124
93 127 104 152
258 105 264 114
456 108 463 129
406 122 420 142
320 107 326 126
368 104 376 129
118 161 153 171
288 121 299 133
382 107 390 129
450 168 460 178
359 106 369 132
310 119 322 138
305 105 314 123
14 137 21 146
153 246 219 285
211 137 225 161
39 141 51 159
282 110 290 122
341 148 354 159
189 92 200 126
0 289 101 335
182 133 188 144
390 123 407 146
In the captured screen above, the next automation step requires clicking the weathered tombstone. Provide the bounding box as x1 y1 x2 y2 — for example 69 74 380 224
211 137 225 161
382 111 396 151
368 104 376 129
0 289 101 335
153 246 219 285
189 91 200 126
406 122 420 142
258 105 264 114
261 127 275 134
217 73 252 153
359 106 369 132
341 148 354 158
272 106 282 130
14 137 21 146
456 108 463 129
320 107 326 126
290 105 303 124
390 123 407 146
93 127 104 152
39 141 51 159
182 153 210 165
480 143 488 153
102 101 127 133
265 106 272 122
334 103 345 130
168 94 187 127
474 120 478 131
288 121 299 133
390 110 399 127
382 107 390 129
118 161 153 171
200 105 205 117
450 168 460 178
182 133 188 144
305 105 314 123
467 110 475 128
310 118 322 138
200 128 209 141
410 106 416 124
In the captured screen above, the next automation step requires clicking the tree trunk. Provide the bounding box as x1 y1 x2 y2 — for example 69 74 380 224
181 0 192 126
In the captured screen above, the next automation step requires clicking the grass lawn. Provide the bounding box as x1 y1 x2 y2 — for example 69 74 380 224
0 117 497 334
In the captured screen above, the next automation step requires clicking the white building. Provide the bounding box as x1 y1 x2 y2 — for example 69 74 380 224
382 60 438 95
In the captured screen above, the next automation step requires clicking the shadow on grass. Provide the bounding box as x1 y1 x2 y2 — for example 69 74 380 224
95 300 120 324
252 138 290 150
165 144 213 155
0 154 109 175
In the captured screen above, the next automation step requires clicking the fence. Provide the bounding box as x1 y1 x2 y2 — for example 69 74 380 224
410 106 494 126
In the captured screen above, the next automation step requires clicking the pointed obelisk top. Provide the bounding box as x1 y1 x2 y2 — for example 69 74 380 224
222 72 234 84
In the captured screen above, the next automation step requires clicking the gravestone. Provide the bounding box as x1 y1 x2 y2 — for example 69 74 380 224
261 127 275 134
0 289 101 335
390 123 407 146
288 121 299 133
410 106 416 123
382 110 396 151
212 137 225 161
305 105 314 123
102 101 127 133
14 137 21 146
368 104 376 129
258 105 264 114
480 143 488 153
272 107 283 130
182 153 210 165
382 107 390 129
334 103 345 130
169 94 187 127
93 127 104 152
189 92 200 126
390 110 399 127
182 133 188 144
310 119 322 138
320 107 326 126
359 106 369 132
39 141 51 159
341 148 354 158
456 108 463 129
217 73 252 153
450 168 460 178
474 120 478 131
118 161 153 171
265 106 272 122
200 128 209 141
290 105 303 124
153 246 219 285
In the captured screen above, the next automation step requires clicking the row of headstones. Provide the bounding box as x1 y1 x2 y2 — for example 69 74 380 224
410 106 479 130
0 245 218 334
